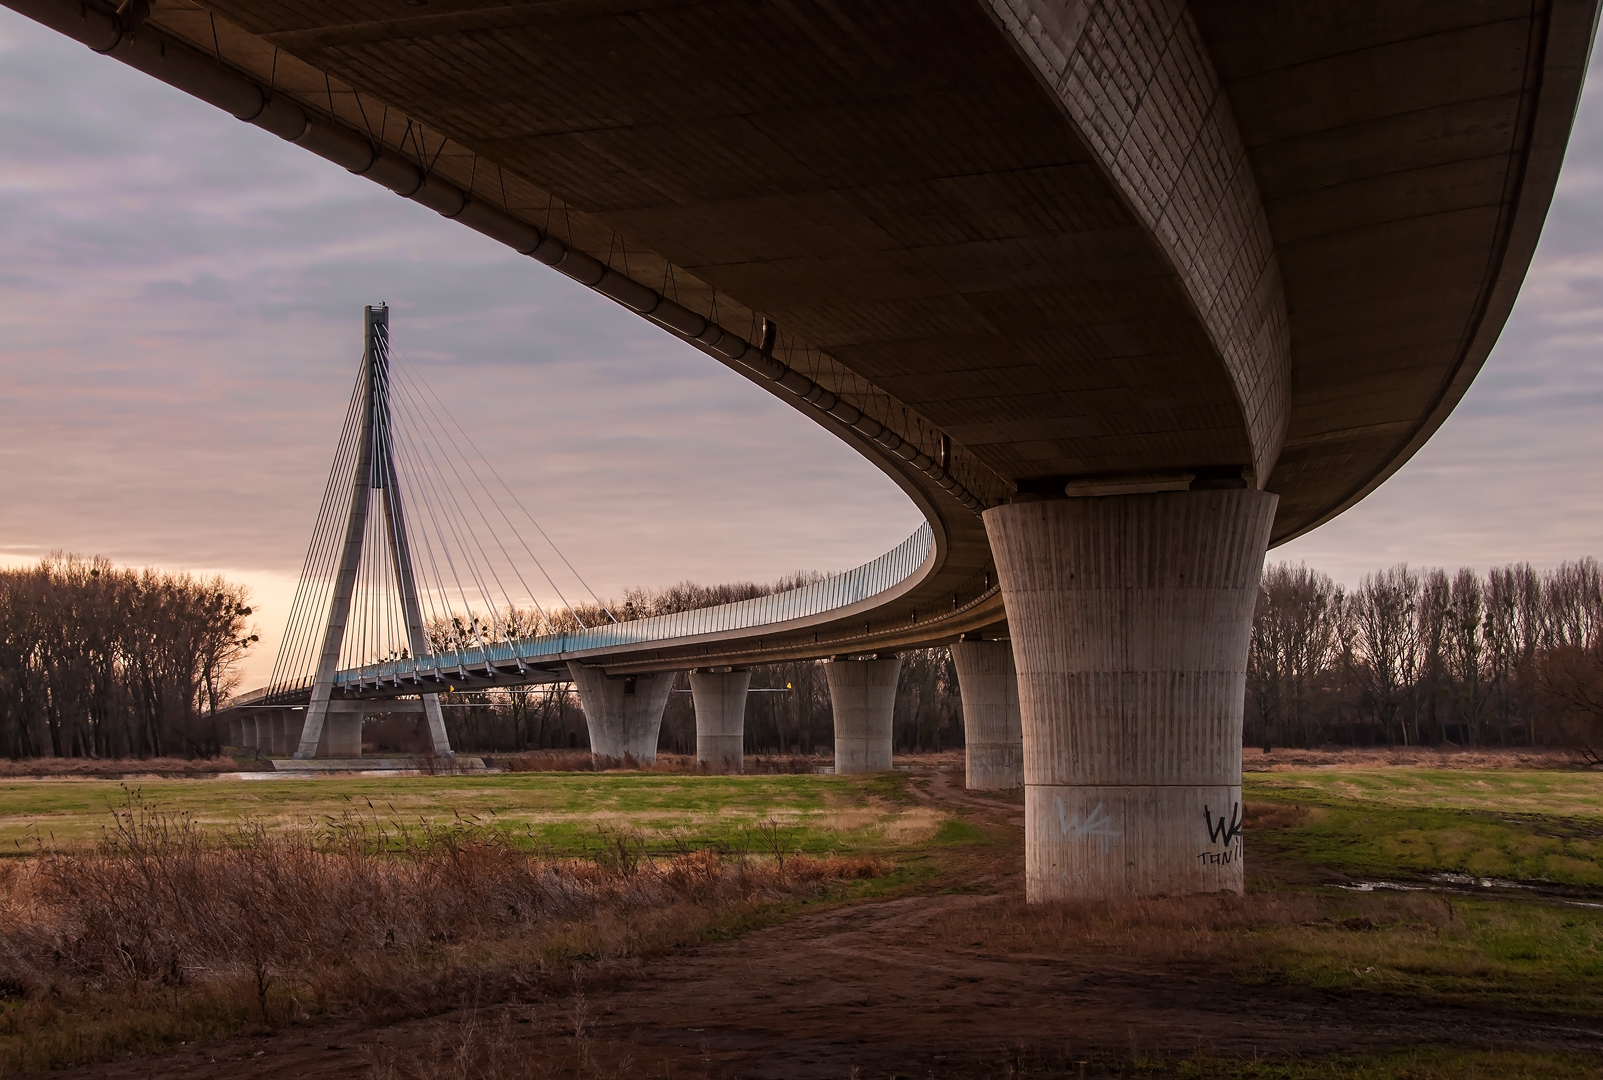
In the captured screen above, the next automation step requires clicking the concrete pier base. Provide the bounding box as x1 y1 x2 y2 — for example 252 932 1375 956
690 669 750 770
568 663 675 763
282 712 306 755
984 489 1276 901
266 713 287 756
950 640 1023 790
320 713 363 757
825 656 901 774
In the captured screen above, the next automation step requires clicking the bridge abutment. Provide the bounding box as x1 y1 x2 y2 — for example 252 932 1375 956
568 664 674 763
950 640 1023 790
825 656 900 774
690 669 749 771
983 489 1276 901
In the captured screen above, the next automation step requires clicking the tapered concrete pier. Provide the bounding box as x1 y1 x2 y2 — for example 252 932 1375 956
825 656 901 774
568 663 675 763
690 669 750 770
984 489 1276 901
950 640 1023 790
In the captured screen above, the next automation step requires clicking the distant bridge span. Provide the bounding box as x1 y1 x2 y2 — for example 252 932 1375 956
14 0 1596 898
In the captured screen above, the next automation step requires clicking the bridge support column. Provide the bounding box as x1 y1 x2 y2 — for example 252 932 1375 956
320 712 364 757
226 716 245 749
950 640 1023 790
282 712 306 756
567 664 674 764
826 657 900 774
690 669 749 771
240 715 261 752
983 489 1276 901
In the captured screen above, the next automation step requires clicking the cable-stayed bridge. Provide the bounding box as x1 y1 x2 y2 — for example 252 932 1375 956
22 0 1590 896
233 305 1004 762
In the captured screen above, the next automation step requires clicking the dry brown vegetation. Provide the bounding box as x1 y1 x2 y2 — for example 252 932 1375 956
488 750 823 775
0 754 244 778
0 796 884 1072
1242 745 1586 771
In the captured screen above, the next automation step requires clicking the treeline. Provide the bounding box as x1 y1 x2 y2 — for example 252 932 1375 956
0 555 256 759
1249 559 1603 751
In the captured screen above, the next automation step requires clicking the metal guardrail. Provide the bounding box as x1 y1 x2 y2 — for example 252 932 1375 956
248 522 932 701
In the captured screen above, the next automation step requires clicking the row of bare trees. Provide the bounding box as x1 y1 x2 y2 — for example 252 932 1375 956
1248 559 1603 751
0 555 256 759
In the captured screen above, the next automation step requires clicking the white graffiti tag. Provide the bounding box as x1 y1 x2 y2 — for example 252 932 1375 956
1055 797 1122 853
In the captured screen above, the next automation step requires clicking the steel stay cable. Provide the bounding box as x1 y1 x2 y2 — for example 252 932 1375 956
389 373 542 635
273 370 362 692
393 350 611 623
390 382 496 647
270 362 366 696
390 369 554 636
389 380 517 641
391 404 468 656
387 375 523 637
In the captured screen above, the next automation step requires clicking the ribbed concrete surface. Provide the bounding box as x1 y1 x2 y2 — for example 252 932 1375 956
826 657 902 774
989 0 1290 484
949 641 1023 790
568 663 675 763
984 490 1276 900
690 670 750 770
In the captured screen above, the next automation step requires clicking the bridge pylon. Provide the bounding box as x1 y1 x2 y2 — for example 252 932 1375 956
292 305 452 759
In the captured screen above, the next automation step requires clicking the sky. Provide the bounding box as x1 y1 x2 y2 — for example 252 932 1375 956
2 9 1602 688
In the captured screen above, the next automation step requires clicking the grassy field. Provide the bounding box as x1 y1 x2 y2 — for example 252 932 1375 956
1244 768 1603 886
0 761 1599 1078
0 771 939 857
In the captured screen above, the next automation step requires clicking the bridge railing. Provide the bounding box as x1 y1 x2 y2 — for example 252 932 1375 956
323 521 934 692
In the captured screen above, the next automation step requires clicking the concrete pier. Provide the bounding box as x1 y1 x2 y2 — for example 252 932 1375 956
568 663 675 763
950 640 1023 790
690 669 750 770
984 489 1276 901
825 656 901 774
282 712 306 756
321 713 363 757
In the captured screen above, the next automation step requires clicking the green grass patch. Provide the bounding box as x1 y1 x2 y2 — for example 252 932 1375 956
0 772 952 859
1246 770 1603 886
1247 768 1603 821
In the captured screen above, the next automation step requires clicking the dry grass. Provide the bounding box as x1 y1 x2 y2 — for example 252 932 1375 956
1243 746 1585 771
489 751 824 775
0 755 243 779
1244 800 1310 831
0 795 884 1072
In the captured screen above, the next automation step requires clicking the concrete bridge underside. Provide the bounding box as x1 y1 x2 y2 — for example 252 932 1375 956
15 0 1596 898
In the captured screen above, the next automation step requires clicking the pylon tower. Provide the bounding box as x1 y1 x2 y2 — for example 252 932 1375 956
294 305 453 758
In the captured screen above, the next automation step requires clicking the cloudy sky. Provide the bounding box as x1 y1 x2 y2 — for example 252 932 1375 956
3 9 1602 687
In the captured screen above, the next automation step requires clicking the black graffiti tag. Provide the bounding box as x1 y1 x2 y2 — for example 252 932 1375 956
1203 802 1242 846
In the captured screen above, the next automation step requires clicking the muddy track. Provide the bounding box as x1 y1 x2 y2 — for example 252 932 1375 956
52 767 1603 1079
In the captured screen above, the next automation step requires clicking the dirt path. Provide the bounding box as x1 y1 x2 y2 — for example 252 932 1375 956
53 767 1603 1079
